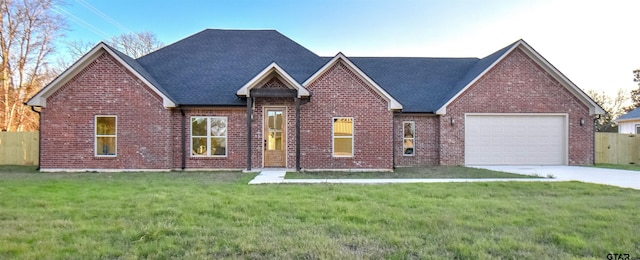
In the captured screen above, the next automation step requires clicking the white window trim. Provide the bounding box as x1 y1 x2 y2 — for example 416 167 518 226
332 117 354 157
403 121 415 156
190 116 228 157
95 115 117 157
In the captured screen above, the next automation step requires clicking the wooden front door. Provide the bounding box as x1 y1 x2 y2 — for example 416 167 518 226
264 108 286 167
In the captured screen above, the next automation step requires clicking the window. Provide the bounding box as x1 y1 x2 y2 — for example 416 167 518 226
95 116 117 156
191 116 227 157
333 117 353 157
636 125 640 134
403 121 415 156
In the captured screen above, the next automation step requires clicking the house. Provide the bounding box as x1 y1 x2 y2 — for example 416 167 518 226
615 107 640 134
26 29 604 172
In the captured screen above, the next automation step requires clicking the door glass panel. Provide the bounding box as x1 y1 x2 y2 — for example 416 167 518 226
268 111 276 130
267 110 284 151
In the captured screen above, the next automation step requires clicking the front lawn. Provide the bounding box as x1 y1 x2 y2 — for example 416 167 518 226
0 167 638 259
286 166 542 179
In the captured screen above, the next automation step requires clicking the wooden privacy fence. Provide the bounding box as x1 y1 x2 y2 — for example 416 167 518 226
0 132 38 165
595 132 640 165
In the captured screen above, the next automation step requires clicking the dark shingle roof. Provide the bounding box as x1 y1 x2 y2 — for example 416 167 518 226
347 42 516 112
617 107 640 121
350 57 479 112
127 29 517 112
136 29 326 105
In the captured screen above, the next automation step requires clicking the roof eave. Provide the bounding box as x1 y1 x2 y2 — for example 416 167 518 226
435 40 605 116
614 117 640 123
434 41 521 115
26 43 176 108
303 53 403 111
236 62 310 98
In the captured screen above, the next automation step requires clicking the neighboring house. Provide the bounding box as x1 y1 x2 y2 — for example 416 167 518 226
615 107 640 134
26 29 604 172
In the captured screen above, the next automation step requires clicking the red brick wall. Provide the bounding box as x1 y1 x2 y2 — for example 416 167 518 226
301 61 393 170
394 114 440 166
40 52 174 170
173 108 247 170
440 47 594 165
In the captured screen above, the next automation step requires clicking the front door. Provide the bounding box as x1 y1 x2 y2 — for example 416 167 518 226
264 108 286 167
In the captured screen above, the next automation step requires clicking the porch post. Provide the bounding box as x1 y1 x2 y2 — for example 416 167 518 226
295 97 301 171
247 97 252 171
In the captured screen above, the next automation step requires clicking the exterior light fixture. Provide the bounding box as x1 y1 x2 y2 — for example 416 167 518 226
451 118 455 126
580 118 584 126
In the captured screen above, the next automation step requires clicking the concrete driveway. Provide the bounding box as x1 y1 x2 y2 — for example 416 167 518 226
473 166 640 190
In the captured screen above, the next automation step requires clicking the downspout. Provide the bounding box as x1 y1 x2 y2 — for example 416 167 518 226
30 105 41 171
593 114 600 165
180 107 186 170
295 97 301 171
392 112 396 169
246 97 252 171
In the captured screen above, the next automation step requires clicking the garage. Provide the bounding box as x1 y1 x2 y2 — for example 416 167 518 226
465 114 567 165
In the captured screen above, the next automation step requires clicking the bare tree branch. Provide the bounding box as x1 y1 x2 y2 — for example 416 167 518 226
0 0 66 131
109 31 163 58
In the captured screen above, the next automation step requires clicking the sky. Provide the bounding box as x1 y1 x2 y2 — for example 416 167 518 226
54 0 640 98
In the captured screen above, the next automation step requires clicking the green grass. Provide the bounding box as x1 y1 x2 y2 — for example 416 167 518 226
593 163 640 171
0 167 639 259
287 166 542 179
0 165 39 173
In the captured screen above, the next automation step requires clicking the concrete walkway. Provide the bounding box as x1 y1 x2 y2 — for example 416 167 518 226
248 169 561 185
473 165 640 190
247 169 288 184
249 166 640 190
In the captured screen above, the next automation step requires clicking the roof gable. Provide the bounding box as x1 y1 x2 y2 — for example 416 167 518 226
304 53 403 110
434 40 604 115
236 62 310 97
27 42 176 108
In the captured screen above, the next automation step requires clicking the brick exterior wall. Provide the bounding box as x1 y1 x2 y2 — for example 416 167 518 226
393 114 440 166
301 61 394 170
439 47 594 165
173 108 247 170
38 46 594 171
40 52 174 170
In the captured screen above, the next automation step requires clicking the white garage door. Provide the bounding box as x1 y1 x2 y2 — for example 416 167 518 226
465 114 567 165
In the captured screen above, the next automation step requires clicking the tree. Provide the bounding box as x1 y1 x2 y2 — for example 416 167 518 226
53 39 94 74
586 89 628 132
627 69 640 111
0 0 66 131
109 31 163 58
56 31 164 73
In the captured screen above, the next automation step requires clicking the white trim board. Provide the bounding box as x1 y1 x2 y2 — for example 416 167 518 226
236 62 310 98
27 42 176 108
436 40 604 116
303 53 403 111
